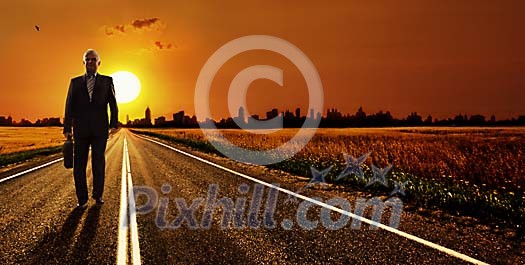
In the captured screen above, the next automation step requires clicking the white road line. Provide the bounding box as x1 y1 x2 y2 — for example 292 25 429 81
117 136 142 265
125 137 142 265
0 158 64 184
117 138 129 265
133 133 489 265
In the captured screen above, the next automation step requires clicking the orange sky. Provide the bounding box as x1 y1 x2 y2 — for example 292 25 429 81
0 0 524 123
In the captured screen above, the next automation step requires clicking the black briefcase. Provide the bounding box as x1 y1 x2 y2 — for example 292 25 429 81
63 135 74 169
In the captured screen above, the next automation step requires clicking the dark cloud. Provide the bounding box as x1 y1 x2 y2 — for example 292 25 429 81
131 18 160 29
154 41 176 50
105 25 123 35
104 18 162 36
114 25 125 33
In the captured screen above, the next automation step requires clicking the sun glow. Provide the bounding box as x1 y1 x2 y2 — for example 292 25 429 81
111 71 141 103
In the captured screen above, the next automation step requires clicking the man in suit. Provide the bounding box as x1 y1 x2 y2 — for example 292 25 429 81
63 49 119 209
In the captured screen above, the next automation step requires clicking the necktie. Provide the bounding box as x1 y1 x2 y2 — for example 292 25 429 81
87 75 95 101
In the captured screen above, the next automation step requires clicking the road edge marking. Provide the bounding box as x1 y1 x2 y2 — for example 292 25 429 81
0 158 64 184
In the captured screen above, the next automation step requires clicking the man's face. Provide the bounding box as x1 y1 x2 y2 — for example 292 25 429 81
84 53 100 74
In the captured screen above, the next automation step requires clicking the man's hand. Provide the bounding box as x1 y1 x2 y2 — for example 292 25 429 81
109 128 118 135
64 132 72 139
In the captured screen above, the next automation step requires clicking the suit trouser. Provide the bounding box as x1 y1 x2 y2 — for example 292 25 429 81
73 135 107 204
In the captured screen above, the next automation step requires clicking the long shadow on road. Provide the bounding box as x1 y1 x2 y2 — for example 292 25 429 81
24 207 84 264
71 205 101 264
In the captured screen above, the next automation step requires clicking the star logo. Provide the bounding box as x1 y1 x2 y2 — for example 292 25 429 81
288 166 333 203
390 180 409 196
365 164 391 188
335 152 371 181
306 166 333 188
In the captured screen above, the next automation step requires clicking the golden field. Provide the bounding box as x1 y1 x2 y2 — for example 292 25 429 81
0 127 64 155
134 127 525 193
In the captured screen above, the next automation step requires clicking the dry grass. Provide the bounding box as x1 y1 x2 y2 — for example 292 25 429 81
0 127 64 155
135 127 525 192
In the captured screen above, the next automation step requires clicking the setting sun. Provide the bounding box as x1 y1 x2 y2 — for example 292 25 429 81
111 71 141 104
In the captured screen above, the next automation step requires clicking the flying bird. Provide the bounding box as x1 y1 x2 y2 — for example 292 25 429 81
35 25 40 31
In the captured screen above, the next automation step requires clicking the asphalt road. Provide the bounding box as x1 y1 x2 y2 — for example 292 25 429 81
0 129 522 264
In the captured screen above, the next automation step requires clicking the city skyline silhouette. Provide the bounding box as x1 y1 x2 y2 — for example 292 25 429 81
2 105 524 128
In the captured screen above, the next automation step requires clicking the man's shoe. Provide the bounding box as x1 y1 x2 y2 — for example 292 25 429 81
76 202 88 210
94 198 105 205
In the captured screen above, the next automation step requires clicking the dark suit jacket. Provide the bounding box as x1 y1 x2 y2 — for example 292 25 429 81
63 73 118 138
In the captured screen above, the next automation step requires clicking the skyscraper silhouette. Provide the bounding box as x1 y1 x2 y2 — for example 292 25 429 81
145 106 152 126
